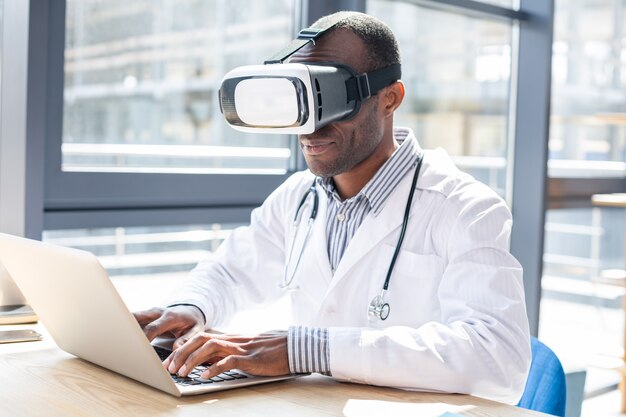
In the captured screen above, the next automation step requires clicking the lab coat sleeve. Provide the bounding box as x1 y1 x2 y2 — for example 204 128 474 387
328 182 531 404
167 172 308 328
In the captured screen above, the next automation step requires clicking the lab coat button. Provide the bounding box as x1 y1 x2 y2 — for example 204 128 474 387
336 213 345 222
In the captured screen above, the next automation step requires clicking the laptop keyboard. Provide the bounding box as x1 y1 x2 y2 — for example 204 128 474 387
153 345 248 386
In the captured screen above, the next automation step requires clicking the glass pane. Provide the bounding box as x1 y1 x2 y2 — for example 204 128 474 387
63 0 295 174
367 1 513 197
549 0 626 178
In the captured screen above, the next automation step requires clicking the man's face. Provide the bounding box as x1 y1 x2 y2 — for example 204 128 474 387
290 29 385 178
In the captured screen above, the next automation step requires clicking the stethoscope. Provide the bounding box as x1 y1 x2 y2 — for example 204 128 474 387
279 154 424 321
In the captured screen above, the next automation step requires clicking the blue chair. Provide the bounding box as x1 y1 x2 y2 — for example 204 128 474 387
517 337 567 417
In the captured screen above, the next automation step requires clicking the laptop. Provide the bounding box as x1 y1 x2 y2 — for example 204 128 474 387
0 233 301 396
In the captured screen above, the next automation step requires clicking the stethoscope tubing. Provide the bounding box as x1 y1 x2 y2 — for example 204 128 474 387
293 183 318 223
281 182 318 289
381 155 423 291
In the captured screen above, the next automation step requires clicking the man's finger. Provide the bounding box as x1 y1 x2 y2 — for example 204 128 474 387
133 307 164 326
143 314 184 342
202 355 243 379
166 333 212 374
175 338 242 377
172 323 204 350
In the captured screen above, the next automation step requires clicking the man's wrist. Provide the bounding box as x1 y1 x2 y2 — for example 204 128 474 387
167 303 207 325
287 325 331 375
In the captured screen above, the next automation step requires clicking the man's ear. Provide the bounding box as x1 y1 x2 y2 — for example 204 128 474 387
382 80 405 117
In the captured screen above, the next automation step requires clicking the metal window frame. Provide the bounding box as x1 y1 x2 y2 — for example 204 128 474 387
0 1 45 240
509 0 554 336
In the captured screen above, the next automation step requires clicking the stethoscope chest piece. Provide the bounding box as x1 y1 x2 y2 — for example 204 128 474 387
368 294 390 321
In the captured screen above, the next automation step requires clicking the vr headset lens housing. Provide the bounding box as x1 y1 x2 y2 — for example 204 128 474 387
234 78 303 127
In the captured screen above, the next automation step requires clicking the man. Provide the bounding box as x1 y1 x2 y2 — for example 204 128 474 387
135 11 531 404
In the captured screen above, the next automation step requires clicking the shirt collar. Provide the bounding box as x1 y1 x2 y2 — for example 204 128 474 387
316 127 422 215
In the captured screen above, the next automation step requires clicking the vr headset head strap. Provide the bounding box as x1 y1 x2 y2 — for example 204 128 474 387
264 21 339 64
345 63 402 102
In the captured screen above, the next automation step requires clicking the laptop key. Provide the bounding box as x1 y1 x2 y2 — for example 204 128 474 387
217 373 235 380
224 371 246 378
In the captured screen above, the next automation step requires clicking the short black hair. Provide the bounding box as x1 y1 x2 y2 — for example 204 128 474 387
311 11 400 72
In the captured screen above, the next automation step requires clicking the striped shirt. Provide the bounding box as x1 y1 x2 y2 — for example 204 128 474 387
287 127 421 375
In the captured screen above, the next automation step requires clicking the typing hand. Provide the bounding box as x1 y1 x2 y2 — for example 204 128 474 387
162 331 290 379
133 305 205 349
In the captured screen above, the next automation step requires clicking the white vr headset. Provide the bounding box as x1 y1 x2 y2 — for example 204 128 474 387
219 22 401 134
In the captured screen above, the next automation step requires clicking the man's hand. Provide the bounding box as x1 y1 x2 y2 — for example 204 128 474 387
133 305 205 349
163 331 290 379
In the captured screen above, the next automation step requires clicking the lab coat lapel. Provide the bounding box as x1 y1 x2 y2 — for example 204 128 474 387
325 171 419 294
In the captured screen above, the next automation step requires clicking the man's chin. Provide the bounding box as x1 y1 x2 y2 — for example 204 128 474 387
306 162 340 178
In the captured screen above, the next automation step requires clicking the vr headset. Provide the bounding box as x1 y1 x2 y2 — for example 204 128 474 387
219 22 401 134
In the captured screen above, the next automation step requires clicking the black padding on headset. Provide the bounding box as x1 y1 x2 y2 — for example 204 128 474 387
345 63 402 102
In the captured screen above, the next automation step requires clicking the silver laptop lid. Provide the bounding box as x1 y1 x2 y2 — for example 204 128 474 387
0 233 180 396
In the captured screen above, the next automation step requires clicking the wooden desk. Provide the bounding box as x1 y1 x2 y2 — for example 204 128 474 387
0 336 547 417
592 193 626 413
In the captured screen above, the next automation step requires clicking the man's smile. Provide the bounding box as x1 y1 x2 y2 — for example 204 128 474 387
301 140 336 155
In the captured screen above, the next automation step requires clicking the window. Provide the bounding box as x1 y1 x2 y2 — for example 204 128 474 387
44 0 297 230
63 0 295 174
539 0 626 396
368 1 513 197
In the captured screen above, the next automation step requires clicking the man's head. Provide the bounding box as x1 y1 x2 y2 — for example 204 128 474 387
309 11 400 73
290 12 405 183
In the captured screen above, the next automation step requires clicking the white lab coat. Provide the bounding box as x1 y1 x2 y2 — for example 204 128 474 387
171 146 531 404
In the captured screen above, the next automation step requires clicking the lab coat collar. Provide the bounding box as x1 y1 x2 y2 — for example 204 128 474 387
315 127 423 217
369 128 422 216
322 160 423 297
